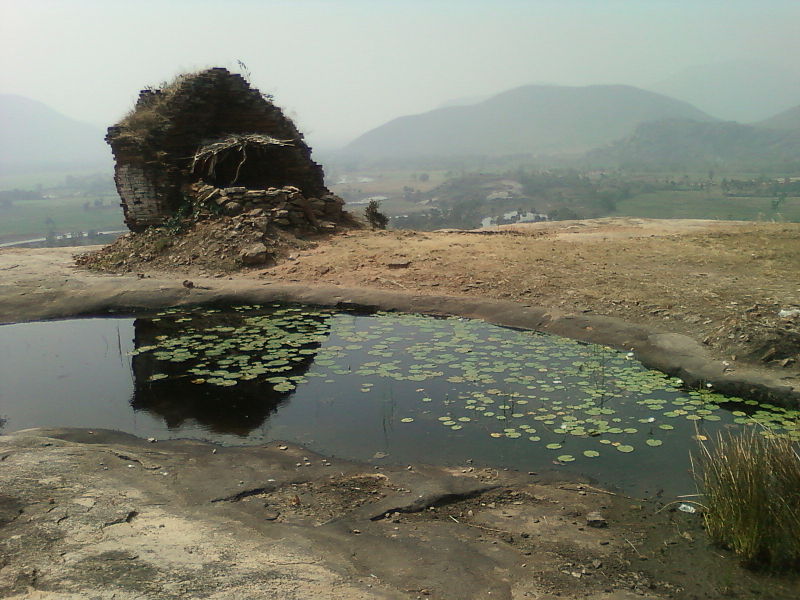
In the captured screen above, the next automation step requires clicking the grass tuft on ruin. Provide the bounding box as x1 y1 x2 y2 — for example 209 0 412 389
693 428 800 572
116 71 200 142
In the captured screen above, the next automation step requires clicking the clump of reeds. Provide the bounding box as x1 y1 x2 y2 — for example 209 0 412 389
693 428 800 571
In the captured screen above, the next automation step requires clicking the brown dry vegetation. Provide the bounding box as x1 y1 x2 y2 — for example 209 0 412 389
261 218 800 371
75 217 800 381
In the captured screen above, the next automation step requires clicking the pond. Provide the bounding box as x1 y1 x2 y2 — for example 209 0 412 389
1 304 797 497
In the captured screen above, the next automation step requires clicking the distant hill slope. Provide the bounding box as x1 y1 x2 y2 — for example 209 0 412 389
0 94 110 173
340 84 715 160
757 105 800 130
648 60 800 123
586 119 800 170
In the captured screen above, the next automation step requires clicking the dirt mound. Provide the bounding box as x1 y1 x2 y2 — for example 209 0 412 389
77 208 359 275
705 305 800 367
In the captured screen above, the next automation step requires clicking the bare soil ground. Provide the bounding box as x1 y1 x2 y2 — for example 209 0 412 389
260 218 800 379
75 218 800 378
264 219 800 366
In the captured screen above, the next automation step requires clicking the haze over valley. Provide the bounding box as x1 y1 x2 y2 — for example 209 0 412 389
2 0 799 240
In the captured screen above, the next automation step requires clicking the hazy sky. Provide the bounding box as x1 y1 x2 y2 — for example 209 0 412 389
2 0 799 149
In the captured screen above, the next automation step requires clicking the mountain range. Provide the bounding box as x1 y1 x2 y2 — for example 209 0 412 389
757 105 800 130
341 84 716 160
3 78 799 176
647 60 800 124
0 94 110 173
585 118 800 170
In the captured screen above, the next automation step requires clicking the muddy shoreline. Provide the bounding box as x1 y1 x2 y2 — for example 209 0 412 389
0 247 797 407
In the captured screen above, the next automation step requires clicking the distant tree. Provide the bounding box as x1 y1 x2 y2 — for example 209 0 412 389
549 207 580 221
419 172 430 182
364 200 388 229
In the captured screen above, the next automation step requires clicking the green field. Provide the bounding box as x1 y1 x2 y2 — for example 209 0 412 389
612 191 800 222
0 195 124 242
0 167 112 191
0 167 123 243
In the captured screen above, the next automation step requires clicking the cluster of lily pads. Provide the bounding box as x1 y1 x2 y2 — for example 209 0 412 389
131 304 800 463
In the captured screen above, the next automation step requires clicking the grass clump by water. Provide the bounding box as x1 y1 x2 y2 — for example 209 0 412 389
694 429 800 572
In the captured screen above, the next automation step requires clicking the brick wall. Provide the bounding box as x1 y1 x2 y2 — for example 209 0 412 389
107 68 334 232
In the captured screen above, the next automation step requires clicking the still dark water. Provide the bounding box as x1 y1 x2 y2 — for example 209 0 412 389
1 305 797 497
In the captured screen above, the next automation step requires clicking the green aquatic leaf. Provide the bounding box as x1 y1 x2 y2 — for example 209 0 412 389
583 450 600 458
645 439 663 447
616 445 635 453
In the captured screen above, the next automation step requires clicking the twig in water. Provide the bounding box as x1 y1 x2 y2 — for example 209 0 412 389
448 514 508 534
624 537 643 558
558 484 643 501
376 276 407 289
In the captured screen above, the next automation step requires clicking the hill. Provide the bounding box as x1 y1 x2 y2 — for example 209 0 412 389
0 94 110 173
757 105 800 130
648 60 800 123
340 85 715 161
586 119 800 170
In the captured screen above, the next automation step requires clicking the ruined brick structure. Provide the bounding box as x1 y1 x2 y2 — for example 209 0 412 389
106 68 346 232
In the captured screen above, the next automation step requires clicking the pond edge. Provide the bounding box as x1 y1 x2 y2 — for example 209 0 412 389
2 279 798 408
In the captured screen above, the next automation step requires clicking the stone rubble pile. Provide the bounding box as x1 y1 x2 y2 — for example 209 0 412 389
190 183 346 232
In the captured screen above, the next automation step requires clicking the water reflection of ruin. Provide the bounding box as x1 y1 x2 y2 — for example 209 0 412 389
130 311 332 436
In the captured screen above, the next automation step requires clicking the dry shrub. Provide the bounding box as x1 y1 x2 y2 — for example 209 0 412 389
694 428 800 571
116 71 200 141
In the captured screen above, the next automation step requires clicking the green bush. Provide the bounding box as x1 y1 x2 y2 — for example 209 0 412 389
694 429 800 571
365 200 388 229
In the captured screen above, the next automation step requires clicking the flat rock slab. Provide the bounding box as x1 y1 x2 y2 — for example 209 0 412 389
0 428 671 600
